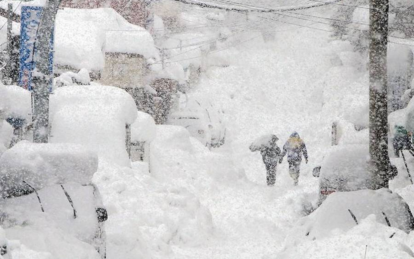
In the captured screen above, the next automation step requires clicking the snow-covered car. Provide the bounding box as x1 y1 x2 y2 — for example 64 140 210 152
0 142 107 259
167 97 226 148
301 189 414 239
279 189 414 259
313 145 397 205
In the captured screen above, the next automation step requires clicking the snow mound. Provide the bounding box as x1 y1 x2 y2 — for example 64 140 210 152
0 141 98 198
50 84 137 167
320 144 371 191
150 125 244 192
0 84 31 121
131 111 156 143
94 161 214 258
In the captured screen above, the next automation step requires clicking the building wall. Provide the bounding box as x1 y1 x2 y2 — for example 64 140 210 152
100 53 147 89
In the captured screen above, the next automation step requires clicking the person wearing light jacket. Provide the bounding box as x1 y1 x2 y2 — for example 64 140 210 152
279 132 308 186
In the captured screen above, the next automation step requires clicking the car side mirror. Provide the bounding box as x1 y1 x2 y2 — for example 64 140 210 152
313 166 321 178
96 208 108 223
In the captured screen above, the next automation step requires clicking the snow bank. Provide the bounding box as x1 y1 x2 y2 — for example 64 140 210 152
131 111 156 143
50 84 137 167
0 141 98 197
94 161 214 259
0 120 12 156
150 125 244 190
335 119 369 145
6 224 100 259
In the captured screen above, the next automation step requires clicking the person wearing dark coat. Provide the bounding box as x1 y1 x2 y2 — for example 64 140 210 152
393 125 412 157
279 132 308 186
260 143 281 186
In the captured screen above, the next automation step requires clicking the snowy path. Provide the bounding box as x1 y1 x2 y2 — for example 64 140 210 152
169 22 337 258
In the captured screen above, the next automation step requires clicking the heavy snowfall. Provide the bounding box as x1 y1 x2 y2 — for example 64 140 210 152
1 0 414 258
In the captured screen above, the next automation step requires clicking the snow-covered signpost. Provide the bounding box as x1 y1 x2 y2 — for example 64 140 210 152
369 0 390 189
32 0 61 143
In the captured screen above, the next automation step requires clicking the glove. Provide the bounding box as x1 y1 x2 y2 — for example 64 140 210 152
305 158 308 164
279 159 283 164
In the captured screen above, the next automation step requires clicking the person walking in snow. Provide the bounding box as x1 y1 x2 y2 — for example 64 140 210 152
393 125 413 157
279 132 308 186
250 135 281 186
261 141 281 186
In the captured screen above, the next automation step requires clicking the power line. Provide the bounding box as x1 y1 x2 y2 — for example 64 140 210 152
170 0 342 13
258 15 414 46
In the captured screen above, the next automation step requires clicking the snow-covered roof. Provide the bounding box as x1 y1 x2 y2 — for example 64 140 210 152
55 8 158 71
105 30 159 59
309 189 414 237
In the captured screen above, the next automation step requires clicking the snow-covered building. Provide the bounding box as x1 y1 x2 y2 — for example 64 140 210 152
55 8 158 80
100 30 158 90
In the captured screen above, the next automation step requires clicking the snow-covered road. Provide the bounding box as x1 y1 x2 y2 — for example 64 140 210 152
166 19 337 259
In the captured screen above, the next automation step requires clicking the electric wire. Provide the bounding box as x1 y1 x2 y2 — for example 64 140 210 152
170 0 342 13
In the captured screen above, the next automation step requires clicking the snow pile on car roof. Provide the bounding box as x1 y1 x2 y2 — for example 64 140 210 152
0 141 98 198
279 213 414 259
310 189 414 238
50 84 137 167
320 144 371 191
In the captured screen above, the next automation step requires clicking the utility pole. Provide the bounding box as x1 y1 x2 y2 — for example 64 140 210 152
32 0 61 143
369 0 390 189
4 3 12 84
